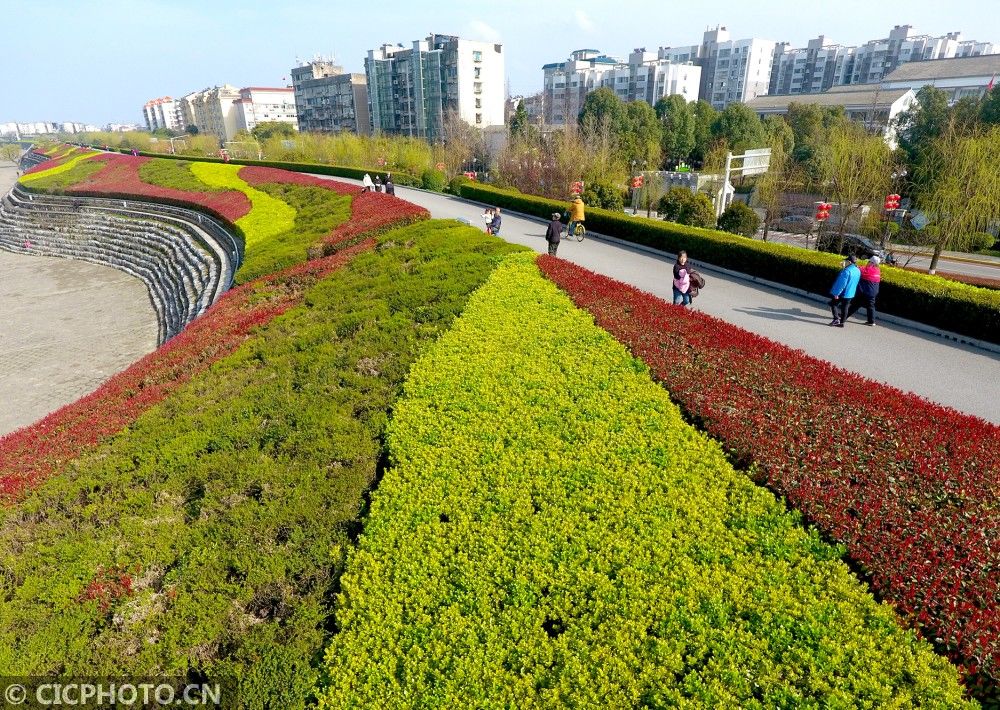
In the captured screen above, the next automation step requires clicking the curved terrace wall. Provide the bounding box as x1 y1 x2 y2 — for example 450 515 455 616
0 185 242 344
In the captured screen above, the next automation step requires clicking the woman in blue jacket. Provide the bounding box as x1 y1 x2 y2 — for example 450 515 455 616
828 255 861 327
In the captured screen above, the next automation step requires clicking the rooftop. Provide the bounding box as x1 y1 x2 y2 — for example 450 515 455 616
746 85 913 110
883 54 1000 82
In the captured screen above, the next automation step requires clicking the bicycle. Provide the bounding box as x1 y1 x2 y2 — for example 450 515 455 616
564 220 586 242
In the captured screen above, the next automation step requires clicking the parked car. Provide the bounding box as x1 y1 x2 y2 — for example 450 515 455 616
817 232 897 265
774 214 815 233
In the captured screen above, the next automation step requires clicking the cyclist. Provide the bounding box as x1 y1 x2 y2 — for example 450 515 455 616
567 194 585 238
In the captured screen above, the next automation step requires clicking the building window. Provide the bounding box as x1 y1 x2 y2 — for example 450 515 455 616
475 113 482 124
475 98 482 108
474 82 482 94
473 51 482 62
474 67 481 79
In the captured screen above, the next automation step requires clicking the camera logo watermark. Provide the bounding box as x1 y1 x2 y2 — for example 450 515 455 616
0 677 232 707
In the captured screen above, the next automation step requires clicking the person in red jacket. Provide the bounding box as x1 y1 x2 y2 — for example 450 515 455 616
846 255 882 326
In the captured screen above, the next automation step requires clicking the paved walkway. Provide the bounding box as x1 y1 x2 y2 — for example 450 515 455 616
0 166 158 437
346 182 1000 424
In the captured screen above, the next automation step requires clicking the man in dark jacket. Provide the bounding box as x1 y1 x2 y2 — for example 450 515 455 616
489 208 502 236
545 212 562 256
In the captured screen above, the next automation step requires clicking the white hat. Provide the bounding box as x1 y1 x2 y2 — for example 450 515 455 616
870 255 881 265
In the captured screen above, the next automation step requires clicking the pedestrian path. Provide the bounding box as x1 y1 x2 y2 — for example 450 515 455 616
350 182 1000 424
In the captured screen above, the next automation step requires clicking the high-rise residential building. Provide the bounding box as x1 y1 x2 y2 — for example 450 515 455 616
290 60 370 135
365 33 505 142
849 25 1000 85
142 97 181 132
234 86 298 135
769 37 856 95
696 26 777 110
542 50 621 125
175 85 241 142
541 48 700 125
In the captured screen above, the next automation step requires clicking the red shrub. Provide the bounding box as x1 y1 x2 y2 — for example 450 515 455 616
538 254 1000 696
64 154 251 222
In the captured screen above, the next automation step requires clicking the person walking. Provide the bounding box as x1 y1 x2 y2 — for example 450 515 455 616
482 207 494 233
489 207 502 236
374 176 383 192
362 173 374 192
567 194 585 238
545 212 562 256
672 251 693 307
385 177 395 195
828 255 861 327
846 255 881 326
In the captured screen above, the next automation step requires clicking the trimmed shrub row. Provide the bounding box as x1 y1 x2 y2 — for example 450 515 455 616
0 221 524 706
318 253 971 708
458 182 1000 345
538 254 1000 702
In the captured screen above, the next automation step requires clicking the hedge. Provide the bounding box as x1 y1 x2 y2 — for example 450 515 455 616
317 254 971 708
457 183 1000 345
0 221 524 707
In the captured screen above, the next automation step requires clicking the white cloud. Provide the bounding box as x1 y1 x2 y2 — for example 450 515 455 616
467 19 502 42
575 10 596 33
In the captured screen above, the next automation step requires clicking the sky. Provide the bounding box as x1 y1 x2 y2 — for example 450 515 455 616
3 0 1000 125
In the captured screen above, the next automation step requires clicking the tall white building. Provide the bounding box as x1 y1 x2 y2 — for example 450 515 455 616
850 25 1000 85
291 60 370 135
366 34 505 141
234 87 298 135
696 26 776 110
142 96 181 132
770 37 856 95
541 48 700 125
175 85 241 142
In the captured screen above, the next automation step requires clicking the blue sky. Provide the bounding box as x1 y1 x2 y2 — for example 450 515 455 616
3 0 1000 125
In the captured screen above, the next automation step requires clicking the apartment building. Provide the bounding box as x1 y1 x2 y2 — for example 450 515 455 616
366 33 504 141
770 37 856 95
291 60 370 134
696 26 776 110
234 86 298 135
850 25 1000 85
142 97 182 132
542 48 700 125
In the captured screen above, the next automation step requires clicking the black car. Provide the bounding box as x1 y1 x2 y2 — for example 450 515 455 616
816 232 897 265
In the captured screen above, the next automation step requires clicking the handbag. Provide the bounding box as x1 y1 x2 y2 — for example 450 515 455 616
689 269 706 289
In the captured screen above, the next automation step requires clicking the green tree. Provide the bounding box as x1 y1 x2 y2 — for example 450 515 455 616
678 193 717 228
509 101 529 140
718 201 761 237
621 101 662 167
712 103 766 154
581 181 624 210
655 95 696 165
828 122 892 248
690 100 719 164
980 85 1000 125
914 123 1000 272
752 138 792 240
658 186 694 222
762 115 794 156
785 103 845 188
0 143 22 165
578 87 626 130
251 121 296 142
894 86 950 168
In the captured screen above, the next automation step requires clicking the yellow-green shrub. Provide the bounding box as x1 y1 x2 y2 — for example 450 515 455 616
318 253 972 708
189 162 295 246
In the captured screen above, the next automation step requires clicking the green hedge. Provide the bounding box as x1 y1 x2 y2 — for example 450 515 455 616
318 253 970 707
87 145 421 187
0 221 524 707
459 183 1000 345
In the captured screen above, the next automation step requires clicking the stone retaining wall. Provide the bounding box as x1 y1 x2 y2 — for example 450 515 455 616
0 186 241 344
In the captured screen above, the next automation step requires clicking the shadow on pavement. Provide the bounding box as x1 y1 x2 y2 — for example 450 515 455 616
733 306 829 325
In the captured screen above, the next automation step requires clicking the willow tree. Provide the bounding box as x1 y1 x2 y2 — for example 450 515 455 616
753 138 790 241
828 123 892 249
915 123 1000 273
